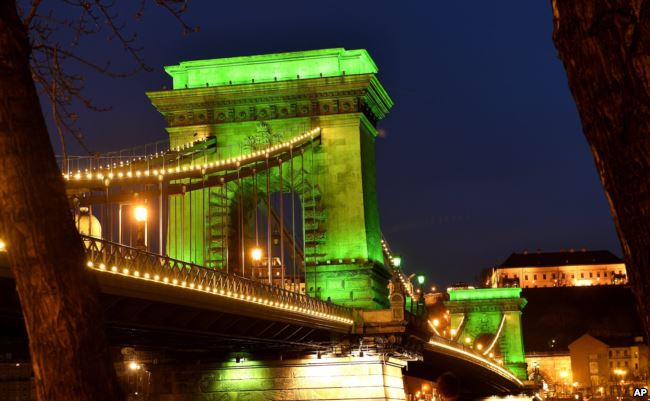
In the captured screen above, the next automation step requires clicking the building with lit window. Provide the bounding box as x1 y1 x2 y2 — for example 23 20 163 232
487 249 627 288
521 286 645 398
569 333 649 396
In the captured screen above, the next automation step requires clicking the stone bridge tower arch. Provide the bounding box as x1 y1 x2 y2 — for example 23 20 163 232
446 287 528 380
147 48 394 309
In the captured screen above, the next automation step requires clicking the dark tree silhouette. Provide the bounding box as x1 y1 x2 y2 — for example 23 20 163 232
0 1 192 400
552 0 650 340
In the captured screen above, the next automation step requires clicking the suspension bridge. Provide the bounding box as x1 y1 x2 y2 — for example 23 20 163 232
1 48 530 400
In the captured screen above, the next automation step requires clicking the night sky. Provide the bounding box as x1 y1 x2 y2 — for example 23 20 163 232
45 1 621 289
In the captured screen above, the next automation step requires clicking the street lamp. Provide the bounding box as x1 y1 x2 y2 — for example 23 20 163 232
133 205 148 249
391 255 402 268
251 247 263 263
134 206 147 222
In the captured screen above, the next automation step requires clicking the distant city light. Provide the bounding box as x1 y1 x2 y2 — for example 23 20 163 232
0 240 6 252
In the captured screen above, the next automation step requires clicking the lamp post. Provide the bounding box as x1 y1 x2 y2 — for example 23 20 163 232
134 205 148 250
251 247 262 280
416 274 425 314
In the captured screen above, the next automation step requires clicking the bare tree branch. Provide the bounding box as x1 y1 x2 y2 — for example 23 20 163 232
18 0 198 155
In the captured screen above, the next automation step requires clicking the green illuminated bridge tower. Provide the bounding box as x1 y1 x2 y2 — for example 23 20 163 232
445 287 528 380
147 49 394 309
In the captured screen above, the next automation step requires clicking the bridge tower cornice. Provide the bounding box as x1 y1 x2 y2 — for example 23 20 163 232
147 74 392 131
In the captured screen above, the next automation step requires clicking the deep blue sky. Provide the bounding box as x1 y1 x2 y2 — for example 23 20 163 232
46 1 621 288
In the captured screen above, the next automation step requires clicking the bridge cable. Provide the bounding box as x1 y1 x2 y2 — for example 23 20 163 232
279 158 285 288
189 176 193 263
202 172 206 265
181 184 185 262
300 149 306 282
159 180 164 255
251 169 260 279
266 156 272 284
310 136 317 296
238 168 244 278
223 173 229 274
290 148 297 290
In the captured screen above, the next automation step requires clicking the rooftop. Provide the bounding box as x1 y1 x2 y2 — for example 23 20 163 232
164 48 378 89
592 334 645 347
498 249 623 268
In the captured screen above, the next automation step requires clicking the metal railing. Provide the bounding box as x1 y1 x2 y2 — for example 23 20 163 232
81 235 353 323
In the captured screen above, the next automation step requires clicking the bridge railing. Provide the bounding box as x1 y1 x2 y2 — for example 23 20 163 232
82 236 353 322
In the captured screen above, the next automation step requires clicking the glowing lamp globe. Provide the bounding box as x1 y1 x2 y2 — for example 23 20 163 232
134 206 147 222
417 275 425 285
251 247 263 262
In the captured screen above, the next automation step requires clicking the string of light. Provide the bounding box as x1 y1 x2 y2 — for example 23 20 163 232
85 259 353 325
63 128 321 184
380 238 416 299
427 339 523 386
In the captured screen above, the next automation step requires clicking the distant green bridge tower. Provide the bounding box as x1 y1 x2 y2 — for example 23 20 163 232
147 49 393 309
446 288 528 380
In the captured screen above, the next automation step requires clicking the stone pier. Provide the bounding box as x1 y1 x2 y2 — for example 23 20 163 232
151 355 407 401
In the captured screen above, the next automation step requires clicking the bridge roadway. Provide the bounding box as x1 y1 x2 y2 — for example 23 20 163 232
0 239 525 398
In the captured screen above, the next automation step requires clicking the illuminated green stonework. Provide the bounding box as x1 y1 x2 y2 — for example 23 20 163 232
147 48 393 309
446 288 528 380
153 356 407 400
165 48 377 89
448 287 522 301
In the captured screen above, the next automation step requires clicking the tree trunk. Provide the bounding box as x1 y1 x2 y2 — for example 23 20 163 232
0 2 123 401
552 0 650 340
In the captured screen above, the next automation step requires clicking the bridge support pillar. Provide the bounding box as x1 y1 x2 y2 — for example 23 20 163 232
151 355 406 401
446 287 528 381
148 49 394 310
